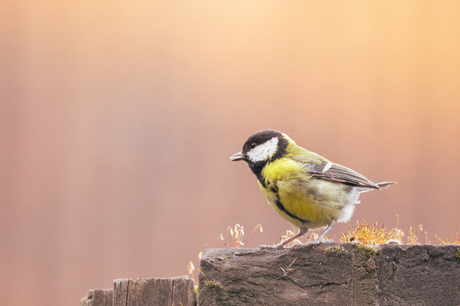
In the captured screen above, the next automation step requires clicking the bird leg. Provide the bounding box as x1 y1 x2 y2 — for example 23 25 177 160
258 220 337 249
258 228 307 249
302 220 337 245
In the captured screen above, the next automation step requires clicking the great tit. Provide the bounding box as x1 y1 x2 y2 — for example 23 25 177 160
230 129 395 248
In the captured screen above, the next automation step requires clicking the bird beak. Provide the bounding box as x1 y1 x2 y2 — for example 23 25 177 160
230 151 245 161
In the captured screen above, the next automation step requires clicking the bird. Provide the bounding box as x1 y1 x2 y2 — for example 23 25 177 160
230 129 396 249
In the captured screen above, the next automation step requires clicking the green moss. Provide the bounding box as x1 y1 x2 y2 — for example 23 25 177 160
325 246 347 258
205 281 224 291
354 244 378 260
455 249 460 263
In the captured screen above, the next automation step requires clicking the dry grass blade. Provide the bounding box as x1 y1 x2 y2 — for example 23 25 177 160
216 233 223 248
187 261 195 280
436 227 460 245
280 230 302 247
245 224 263 247
216 223 264 248
232 224 245 248
340 219 404 245
407 225 422 244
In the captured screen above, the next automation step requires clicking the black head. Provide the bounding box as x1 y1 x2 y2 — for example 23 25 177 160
230 129 289 178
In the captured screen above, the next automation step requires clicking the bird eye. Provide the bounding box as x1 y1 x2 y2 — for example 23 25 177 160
250 143 256 149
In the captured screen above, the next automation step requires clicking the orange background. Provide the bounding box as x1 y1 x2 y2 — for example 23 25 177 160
1 1 460 305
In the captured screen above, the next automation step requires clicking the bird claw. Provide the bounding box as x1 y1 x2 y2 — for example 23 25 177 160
301 239 334 246
257 244 284 250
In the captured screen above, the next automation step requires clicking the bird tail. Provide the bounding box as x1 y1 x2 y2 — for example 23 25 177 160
358 181 396 193
375 181 397 189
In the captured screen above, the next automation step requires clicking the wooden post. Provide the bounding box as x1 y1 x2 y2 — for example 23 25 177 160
113 276 195 306
80 289 113 306
197 244 460 305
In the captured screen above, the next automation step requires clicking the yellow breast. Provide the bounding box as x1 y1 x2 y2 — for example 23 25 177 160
259 158 344 229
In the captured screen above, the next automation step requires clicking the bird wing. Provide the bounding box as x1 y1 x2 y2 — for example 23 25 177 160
292 156 380 189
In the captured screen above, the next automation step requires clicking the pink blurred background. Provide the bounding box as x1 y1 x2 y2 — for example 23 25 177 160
1 1 460 305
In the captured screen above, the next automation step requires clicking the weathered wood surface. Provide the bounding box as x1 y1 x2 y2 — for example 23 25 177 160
80 289 113 306
80 244 460 305
198 243 355 306
198 243 460 306
113 276 196 306
379 244 460 305
80 276 195 306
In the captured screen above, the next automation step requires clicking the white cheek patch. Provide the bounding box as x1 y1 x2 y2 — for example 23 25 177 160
247 137 279 163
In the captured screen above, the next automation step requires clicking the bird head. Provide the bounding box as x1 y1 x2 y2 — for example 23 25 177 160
230 129 290 175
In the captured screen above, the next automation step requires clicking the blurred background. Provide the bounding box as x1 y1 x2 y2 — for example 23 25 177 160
1 1 460 305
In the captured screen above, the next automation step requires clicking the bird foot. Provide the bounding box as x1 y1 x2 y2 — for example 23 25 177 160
301 239 334 246
257 243 285 250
